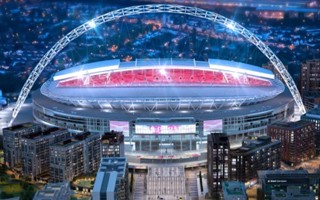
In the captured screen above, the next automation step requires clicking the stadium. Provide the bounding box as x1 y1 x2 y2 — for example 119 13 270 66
7 4 303 168
32 58 294 168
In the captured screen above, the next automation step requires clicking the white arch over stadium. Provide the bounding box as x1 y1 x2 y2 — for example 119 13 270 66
9 4 306 125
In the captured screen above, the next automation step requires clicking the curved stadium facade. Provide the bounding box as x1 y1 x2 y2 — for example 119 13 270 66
33 59 294 168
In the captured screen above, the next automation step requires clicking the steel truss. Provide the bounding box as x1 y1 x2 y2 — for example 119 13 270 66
10 4 305 125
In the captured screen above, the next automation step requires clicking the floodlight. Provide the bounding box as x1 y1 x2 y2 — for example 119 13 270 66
88 20 96 28
226 22 236 31
159 68 167 75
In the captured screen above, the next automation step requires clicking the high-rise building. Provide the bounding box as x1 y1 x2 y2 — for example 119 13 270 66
207 133 230 199
301 91 320 111
229 136 281 182
92 157 128 200
20 128 71 180
301 59 320 92
258 170 320 200
49 132 101 182
267 121 315 166
101 131 124 157
3 123 42 168
301 108 320 155
300 60 320 111
222 181 248 200
33 182 72 200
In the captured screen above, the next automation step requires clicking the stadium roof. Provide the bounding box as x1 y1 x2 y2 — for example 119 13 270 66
208 59 274 79
53 59 120 81
53 59 275 81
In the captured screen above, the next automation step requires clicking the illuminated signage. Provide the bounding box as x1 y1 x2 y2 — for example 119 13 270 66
203 120 223 135
110 121 129 137
135 124 196 134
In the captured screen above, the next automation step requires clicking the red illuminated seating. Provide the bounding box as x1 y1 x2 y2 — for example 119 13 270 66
57 68 272 87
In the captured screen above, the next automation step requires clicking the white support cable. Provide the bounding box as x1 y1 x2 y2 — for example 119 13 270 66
10 4 305 126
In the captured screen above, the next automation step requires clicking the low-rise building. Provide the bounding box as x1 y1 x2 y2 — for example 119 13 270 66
271 186 315 200
33 182 72 200
258 170 320 200
222 181 247 200
92 157 128 200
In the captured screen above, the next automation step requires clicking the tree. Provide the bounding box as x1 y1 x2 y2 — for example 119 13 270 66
199 171 203 192
130 171 134 193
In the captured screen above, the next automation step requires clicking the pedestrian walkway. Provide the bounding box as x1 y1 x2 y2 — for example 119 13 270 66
146 166 187 200
133 173 146 200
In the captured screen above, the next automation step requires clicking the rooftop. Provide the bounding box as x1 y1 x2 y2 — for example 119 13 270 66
101 131 124 144
33 88 294 121
92 171 118 196
33 182 71 200
208 59 274 79
222 181 247 199
207 133 229 144
92 157 127 196
270 120 314 129
54 58 275 81
22 127 61 139
231 136 280 154
258 169 310 180
54 132 93 147
271 186 315 199
99 157 127 176
3 122 40 132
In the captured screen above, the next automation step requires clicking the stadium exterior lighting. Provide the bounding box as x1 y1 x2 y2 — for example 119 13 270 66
159 68 167 76
10 4 306 126
226 22 236 31
231 72 241 78
88 20 96 28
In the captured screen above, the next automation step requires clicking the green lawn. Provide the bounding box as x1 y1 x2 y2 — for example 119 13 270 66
71 194 91 200
0 170 37 200
0 150 4 164
77 180 93 188
0 183 23 195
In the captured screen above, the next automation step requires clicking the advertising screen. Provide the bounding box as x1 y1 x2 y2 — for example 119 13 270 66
203 120 223 135
110 121 129 137
135 124 196 134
